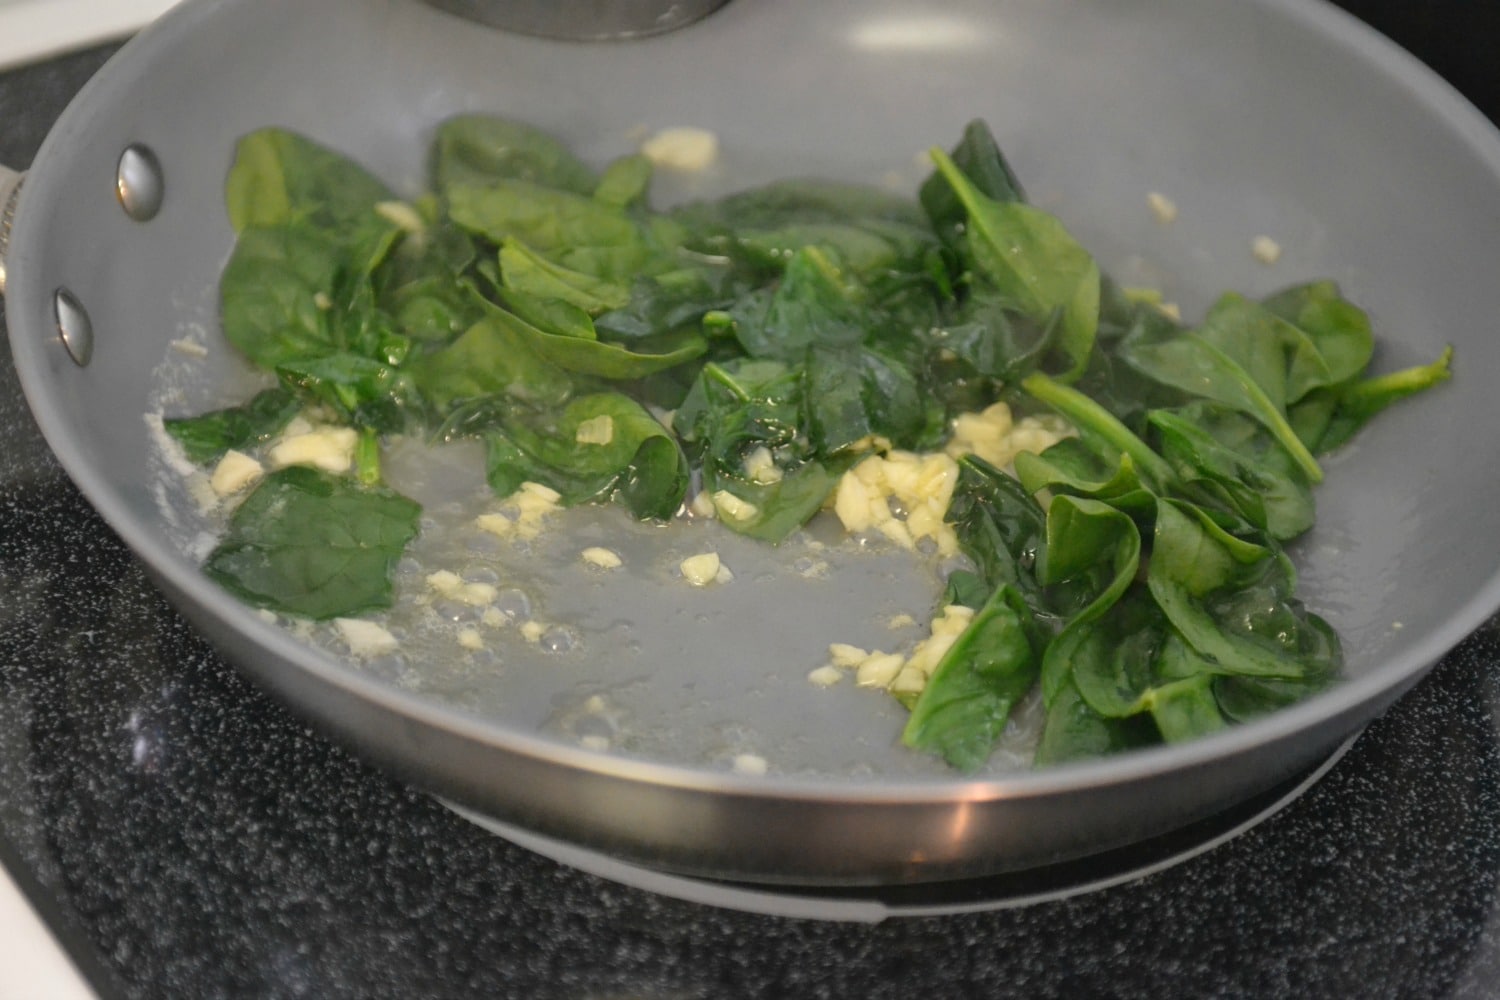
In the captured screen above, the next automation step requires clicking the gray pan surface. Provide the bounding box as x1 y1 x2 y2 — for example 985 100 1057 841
4 0 1500 884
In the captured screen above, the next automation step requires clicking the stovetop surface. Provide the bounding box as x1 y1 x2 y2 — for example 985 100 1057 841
5 4 1500 997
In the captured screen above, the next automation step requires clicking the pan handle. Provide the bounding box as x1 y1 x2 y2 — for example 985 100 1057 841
0 164 22 298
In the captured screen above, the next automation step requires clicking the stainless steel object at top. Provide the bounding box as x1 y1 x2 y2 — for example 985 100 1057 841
421 0 731 39
3 0 1499 885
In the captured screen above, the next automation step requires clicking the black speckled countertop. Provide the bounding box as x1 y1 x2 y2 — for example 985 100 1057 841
6 4 1500 997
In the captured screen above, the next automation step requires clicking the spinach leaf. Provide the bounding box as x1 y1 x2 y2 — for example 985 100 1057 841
484 392 688 519
673 359 840 542
1034 678 1157 766
674 178 929 238
446 179 676 282
919 119 1026 248
943 455 1049 615
711 246 868 360
475 295 706 380
1013 439 1156 519
902 585 1040 771
702 461 844 544
499 239 633 314
593 154 654 209
804 344 941 454
1059 595 1230 743
593 253 754 341
226 128 396 242
220 225 345 369
1148 499 1341 680
431 114 597 195
1116 322 1324 482
1144 673 1230 743
941 569 993 611
928 148 1100 381
934 294 1064 387
1293 346 1453 454
374 215 484 342
163 387 301 465
1214 672 1333 723
275 352 417 436
1021 372 1177 492
1147 404 1314 541
1038 494 1141 624
409 312 575 414
204 466 421 620
1258 281 1375 400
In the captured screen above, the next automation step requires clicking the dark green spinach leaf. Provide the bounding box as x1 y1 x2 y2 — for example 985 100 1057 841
204 466 421 620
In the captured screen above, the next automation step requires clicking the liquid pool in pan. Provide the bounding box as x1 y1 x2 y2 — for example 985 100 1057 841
445 733 1355 921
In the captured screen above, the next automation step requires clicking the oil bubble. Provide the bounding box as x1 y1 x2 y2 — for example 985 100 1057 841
494 588 531 620
541 626 579 653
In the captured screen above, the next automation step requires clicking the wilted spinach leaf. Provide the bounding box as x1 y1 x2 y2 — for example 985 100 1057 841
431 114 597 195
204 466 421 620
903 585 1041 771
928 147 1100 381
164 387 301 465
484 392 688 519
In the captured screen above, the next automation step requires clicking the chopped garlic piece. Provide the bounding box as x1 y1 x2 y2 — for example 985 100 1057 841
890 665 929 696
689 490 717 519
169 337 209 358
945 403 1071 472
856 651 906 689
679 552 722 587
1147 191 1178 224
481 607 508 628
267 426 358 473
828 643 870 668
1252 235 1283 264
732 753 769 776
520 481 562 503
581 546 623 570
209 449 263 498
876 517 915 549
457 628 485 651
833 474 877 533
933 604 976 635
574 414 615 446
476 512 515 538
426 570 498 606
335 618 399 658
480 481 564 542
375 200 426 232
712 490 760 523
744 446 784 484
520 620 546 643
833 450 961 554
807 665 844 687
641 127 719 171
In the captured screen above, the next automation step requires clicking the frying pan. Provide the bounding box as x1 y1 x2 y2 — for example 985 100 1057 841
3 0 1499 886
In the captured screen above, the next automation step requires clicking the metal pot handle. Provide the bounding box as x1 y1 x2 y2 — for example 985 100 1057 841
0 164 22 298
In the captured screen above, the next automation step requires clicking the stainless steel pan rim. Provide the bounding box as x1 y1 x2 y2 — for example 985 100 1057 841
5 0 1500 882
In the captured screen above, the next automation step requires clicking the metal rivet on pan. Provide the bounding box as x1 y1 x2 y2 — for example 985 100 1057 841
116 144 164 222
54 288 94 367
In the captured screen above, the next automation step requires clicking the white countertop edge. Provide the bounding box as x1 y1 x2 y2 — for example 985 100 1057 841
0 0 181 71
0 860 98 1000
